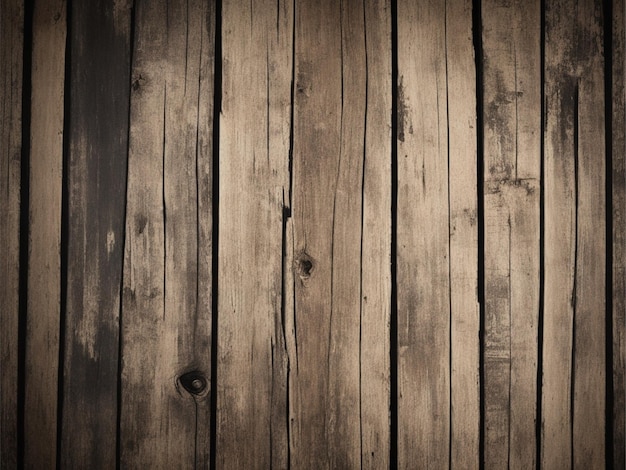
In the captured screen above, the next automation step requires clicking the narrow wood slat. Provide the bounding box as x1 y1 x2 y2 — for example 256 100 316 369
0 1 23 466
612 0 626 466
447 1 480 467
542 0 606 467
216 0 292 467
121 0 214 466
482 0 541 467
61 1 130 466
24 1 66 467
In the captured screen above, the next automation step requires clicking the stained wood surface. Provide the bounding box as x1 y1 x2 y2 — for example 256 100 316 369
542 0 606 467
24 1 66 467
482 0 541 467
121 0 214 467
0 1 23 467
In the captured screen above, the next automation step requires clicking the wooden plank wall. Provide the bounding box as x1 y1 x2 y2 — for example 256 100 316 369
0 0 624 468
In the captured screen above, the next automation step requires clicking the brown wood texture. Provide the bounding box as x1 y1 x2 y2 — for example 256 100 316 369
0 0 23 467
24 0 66 467
542 0 607 468
121 0 214 467
482 0 541 467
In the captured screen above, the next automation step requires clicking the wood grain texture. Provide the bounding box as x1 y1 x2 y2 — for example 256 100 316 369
121 0 214 467
612 0 625 466
542 0 606 467
0 0 23 467
482 0 541 467
216 0 292 467
447 1 480 468
24 1 66 467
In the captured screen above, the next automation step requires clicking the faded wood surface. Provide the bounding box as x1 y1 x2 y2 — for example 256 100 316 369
121 0 214 467
0 0 22 467
542 0 606 468
61 0 130 466
612 0 625 466
482 0 541 468
24 1 66 467
217 0 291 467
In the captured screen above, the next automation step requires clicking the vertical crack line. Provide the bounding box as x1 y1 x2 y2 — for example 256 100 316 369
162 84 167 321
472 0 485 467
280 191 291 469
507 215 512 470
390 0 399 466
536 0 546 465
570 82 580 468
209 0 222 468
514 45 519 181
57 1 72 467
194 7 203 345
17 0 34 466
117 3 136 468
602 0 615 466
184 0 189 95
287 0 295 211
194 400 199 470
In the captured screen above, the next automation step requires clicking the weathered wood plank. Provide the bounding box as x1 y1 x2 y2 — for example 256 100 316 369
61 1 130 466
447 1 480 467
121 0 214 467
0 0 23 466
23 1 66 467
360 0 392 468
216 0 292 467
396 0 451 466
482 0 541 467
612 0 626 466
542 0 606 467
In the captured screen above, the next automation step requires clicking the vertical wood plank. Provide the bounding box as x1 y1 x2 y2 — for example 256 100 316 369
396 1 449 466
612 0 625 466
361 0 392 468
121 0 214 466
24 1 66 467
0 1 23 466
61 0 130 466
481 0 541 467
542 0 606 467
447 1 480 467
217 0 292 467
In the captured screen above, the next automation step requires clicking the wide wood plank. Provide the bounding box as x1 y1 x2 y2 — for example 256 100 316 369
121 0 214 467
542 0 606 467
612 0 625 466
23 1 66 467
61 0 130 466
216 0 292 467
481 0 541 467
0 1 23 466
447 1 480 467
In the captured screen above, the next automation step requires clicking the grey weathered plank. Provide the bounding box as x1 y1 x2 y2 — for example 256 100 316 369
396 0 450 466
61 0 131 466
447 1 480 467
23 1 66 467
121 0 214 467
612 0 625 466
542 0 606 467
216 0 292 467
482 0 541 467
0 0 23 467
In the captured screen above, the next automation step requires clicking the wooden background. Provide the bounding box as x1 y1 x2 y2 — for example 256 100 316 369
1 0 624 468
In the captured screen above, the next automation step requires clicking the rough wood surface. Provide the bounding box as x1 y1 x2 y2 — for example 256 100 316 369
121 0 214 467
612 0 625 466
542 0 606 467
0 1 23 467
216 0 292 467
482 0 541 467
23 1 66 467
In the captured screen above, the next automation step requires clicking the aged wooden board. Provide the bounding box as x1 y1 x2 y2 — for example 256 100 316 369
0 0 23 466
542 0 606 467
482 0 541 467
121 0 214 467
24 0 66 467
216 0 292 467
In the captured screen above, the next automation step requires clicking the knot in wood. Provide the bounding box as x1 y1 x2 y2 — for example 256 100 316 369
179 371 207 395
295 251 314 280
